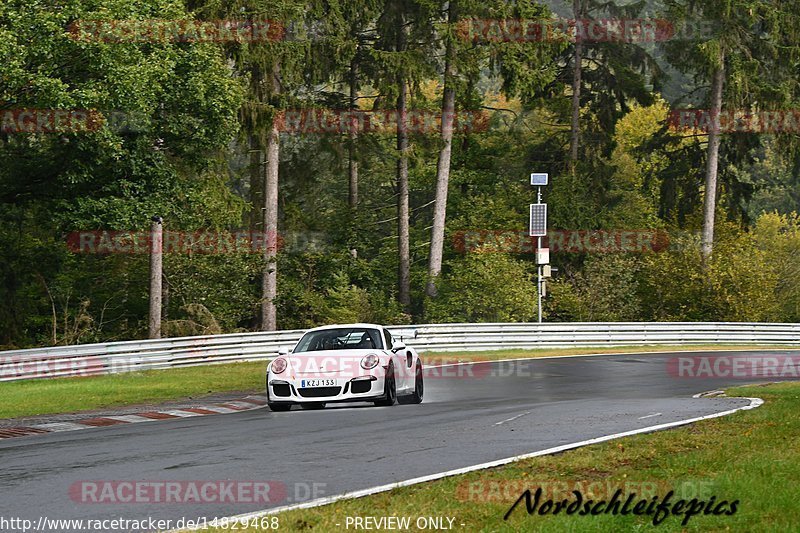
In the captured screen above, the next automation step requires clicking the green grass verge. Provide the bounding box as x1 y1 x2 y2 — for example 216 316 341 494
207 382 798 532
0 344 795 420
0 361 265 419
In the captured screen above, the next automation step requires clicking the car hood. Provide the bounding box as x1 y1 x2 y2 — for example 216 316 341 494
281 350 385 377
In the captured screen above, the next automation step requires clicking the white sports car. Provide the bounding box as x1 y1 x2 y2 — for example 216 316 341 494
265 323 423 411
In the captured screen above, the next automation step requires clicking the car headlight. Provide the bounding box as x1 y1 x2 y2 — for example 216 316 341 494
271 358 287 374
361 353 379 370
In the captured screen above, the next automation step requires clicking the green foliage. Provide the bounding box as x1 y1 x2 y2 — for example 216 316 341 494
638 219 783 322
752 212 800 321
547 212 798 324
603 100 672 229
2 0 800 349
274 253 410 329
546 255 642 322
425 251 535 323
0 0 242 346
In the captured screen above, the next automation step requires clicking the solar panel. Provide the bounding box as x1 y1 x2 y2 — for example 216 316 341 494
529 204 547 236
530 173 548 186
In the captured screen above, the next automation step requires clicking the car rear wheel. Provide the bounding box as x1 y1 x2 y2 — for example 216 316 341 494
399 362 423 404
374 364 396 407
300 403 326 410
268 403 291 412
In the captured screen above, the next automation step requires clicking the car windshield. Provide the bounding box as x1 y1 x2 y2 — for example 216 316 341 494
293 328 384 353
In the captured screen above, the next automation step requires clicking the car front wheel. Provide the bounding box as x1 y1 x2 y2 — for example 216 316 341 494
374 364 396 407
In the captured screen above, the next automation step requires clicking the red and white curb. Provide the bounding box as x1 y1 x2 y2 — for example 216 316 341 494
0 397 266 441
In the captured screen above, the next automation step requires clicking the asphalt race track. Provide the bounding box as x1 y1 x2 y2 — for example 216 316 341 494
0 350 790 531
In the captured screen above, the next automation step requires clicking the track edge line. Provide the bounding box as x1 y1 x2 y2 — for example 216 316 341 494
173 396 763 531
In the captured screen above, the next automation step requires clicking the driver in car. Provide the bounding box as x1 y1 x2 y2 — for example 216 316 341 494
355 331 376 349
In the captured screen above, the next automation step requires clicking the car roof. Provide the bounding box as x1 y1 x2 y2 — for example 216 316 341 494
304 323 383 333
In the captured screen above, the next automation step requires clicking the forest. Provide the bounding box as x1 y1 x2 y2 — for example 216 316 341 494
2 0 800 349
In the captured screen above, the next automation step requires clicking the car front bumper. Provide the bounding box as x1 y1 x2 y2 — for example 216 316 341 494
267 374 385 404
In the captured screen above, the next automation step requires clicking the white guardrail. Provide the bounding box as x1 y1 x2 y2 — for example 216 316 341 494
1 322 799 382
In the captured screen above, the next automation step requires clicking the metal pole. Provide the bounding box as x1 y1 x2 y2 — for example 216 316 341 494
537 236 543 323
148 216 163 339
536 186 543 323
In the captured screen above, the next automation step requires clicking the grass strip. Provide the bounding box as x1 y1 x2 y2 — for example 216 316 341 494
0 362 265 419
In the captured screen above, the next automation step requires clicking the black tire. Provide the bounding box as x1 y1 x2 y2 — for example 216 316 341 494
374 364 396 407
399 362 423 404
300 403 326 410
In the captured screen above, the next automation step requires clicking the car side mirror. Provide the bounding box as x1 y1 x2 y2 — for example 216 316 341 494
392 341 406 353
277 346 289 356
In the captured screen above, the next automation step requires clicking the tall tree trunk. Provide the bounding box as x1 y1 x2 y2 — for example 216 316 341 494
395 16 411 310
569 0 584 167
261 123 279 330
261 65 281 331
701 49 725 260
248 64 265 233
249 133 264 232
348 55 359 259
148 216 163 339
426 1 457 298
397 75 411 309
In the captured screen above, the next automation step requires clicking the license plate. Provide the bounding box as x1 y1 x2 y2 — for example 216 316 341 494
300 379 335 387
